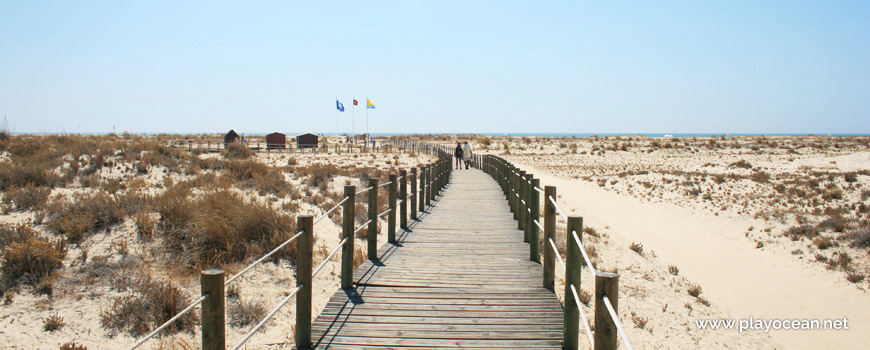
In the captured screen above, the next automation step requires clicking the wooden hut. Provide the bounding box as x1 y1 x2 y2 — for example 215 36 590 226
266 132 286 149
297 133 318 149
224 130 239 144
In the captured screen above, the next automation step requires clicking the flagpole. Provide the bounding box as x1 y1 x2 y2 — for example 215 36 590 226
366 97 369 142
352 97 355 143
335 97 338 136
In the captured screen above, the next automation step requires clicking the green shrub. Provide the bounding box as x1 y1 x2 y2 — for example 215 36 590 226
729 159 752 169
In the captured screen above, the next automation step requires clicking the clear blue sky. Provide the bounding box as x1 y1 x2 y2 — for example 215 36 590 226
1 1 868 134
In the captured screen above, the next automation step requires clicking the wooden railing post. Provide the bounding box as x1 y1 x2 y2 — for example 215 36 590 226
399 170 408 230
564 216 583 350
419 166 426 212
296 215 313 349
201 269 225 350
388 174 398 243
524 174 533 243
427 166 434 204
594 272 619 350
530 178 541 262
341 185 355 289
410 168 418 220
543 186 556 290
518 170 527 230
367 179 378 260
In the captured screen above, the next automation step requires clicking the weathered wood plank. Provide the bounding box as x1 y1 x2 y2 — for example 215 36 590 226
306 169 563 349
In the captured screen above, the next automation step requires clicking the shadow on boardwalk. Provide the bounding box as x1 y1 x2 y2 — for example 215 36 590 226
309 169 563 349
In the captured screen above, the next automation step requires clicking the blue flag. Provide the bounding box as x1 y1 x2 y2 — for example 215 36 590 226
336 100 345 112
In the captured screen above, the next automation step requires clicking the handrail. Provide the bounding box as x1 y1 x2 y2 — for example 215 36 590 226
569 283 595 348
378 208 392 218
354 219 373 234
315 196 350 224
226 230 305 285
356 186 374 195
572 230 597 276
548 237 566 271
548 195 569 222
312 237 348 278
603 294 634 350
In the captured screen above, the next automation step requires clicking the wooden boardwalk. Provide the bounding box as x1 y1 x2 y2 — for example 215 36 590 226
310 169 564 349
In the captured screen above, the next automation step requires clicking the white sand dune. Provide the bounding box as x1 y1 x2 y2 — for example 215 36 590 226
512 160 870 350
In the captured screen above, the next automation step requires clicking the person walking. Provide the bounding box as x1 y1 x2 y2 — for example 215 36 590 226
462 141 472 169
454 141 464 170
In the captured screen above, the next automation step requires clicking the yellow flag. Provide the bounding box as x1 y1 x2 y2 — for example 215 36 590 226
366 98 375 109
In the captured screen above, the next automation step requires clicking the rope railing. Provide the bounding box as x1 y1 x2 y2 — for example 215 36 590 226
569 283 595 347
312 237 348 278
603 294 635 350
549 237 566 271
128 139 454 350
478 153 634 350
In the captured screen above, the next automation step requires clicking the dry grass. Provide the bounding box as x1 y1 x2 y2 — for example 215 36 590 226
156 189 295 269
59 342 88 350
687 283 703 297
0 232 65 290
43 313 65 332
629 242 644 255
2 185 51 213
229 298 267 327
668 264 679 275
101 275 197 338
45 192 125 242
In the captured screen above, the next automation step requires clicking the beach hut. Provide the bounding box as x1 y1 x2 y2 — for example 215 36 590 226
224 130 239 144
297 133 318 149
266 132 286 149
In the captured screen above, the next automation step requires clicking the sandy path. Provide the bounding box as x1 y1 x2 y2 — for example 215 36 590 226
511 160 870 350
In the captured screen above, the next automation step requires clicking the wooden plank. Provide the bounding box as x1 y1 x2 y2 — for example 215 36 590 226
306 169 563 349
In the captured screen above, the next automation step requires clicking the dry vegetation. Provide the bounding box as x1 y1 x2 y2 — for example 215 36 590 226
0 134 434 348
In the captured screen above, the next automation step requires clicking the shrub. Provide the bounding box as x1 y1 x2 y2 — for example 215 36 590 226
158 190 295 268
229 298 267 327
45 192 124 242
848 227 870 248
578 288 592 306
59 342 87 350
0 223 37 248
101 276 197 337
687 283 702 297
813 237 832 250
844 172 858 183
223 142 252 160
846 271 865 284
631 312 648 329
582 226 599 238
784 225 819 241
629 242 644 255
729 159 752 169
1 237 65 288
43 313 65 332
818 217 848 233
2 185 51 212
750 172 770 183
668 264 679 276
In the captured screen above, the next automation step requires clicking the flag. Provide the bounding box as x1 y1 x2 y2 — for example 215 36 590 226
366 98 375 109
353 99 358 106
336 100 345 112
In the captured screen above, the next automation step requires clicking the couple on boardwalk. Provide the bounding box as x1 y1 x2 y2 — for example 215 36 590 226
454 141 472 170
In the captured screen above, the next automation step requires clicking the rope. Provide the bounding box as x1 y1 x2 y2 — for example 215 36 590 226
534 186 544 194
356 186 374 195
354 219 373 234
378 208 392 218
603 294 635 350
548 195 568 222
314 196 349 225
378 181 393 187
533 219 544 232
572 230 597 276
226 230 305 285
569 283 595 348
312 237 347 278
230 285 304 350
549 237 566 271
129 294 209 349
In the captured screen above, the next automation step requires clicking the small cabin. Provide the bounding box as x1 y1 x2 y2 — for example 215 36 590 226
266 132 286 149
297 133 318 149
224 130 239 144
